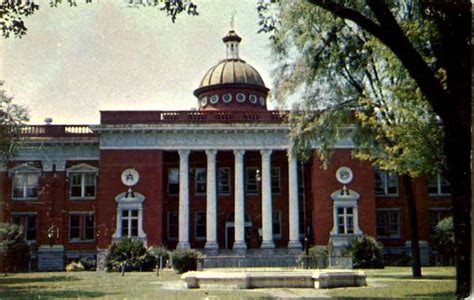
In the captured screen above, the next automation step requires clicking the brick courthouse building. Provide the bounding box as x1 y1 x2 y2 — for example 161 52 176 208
1 31 451 270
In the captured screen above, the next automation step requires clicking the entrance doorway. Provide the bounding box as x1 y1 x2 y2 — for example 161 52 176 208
224 213 252 249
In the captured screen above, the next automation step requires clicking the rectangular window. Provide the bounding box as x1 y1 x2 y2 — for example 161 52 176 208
376 210 400 238
167 168 179 195
70 173 96 198
69 215 81 240
167 211 178 240
272 211 281 239
337 207 354 235
12 173 39 199
245 167 258 194
375 170 398 196
428 174 451 196
195 168 206 195
195 212 206 240
271 168 281 194
121 209 138 238
11 214 37 241
68 213 95 242
217 167 230 195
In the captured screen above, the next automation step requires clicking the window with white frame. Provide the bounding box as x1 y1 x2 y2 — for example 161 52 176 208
167 168 179 195
167 211 178 240
11 214 36 241
67 164 98 199
428 174 451 196
217 167 230 195
245 167 258 194
195 168 206 195
337 207 354 234
12 173 39 199
68 213 95 241
272 210 281 239
375 170 398 196
121 210 139 238
376 209 400 238
194 212 206 240
271 167 281 194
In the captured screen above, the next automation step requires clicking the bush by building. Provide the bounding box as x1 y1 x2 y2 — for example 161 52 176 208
342 235 384 268
170 249 200 274
431 217 454 265
65 261 85 272
106 238 148 272
0 223 30 273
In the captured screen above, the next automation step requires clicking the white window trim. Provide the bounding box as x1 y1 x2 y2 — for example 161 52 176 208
68 212 95 243
194 167 206 196
194 211 206 241
10 212 37 243
9 164 41 200
67 164 98 200
336 206 355 235
428 174 451 197
167 211 178 241
330 188 362 237
112 192 146 241
271 167 281 195
376 208 401 239
217 167 231 196
375 170 399 197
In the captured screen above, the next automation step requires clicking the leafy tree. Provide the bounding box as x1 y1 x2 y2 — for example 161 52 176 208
0 81 29 160
342 235 383 269
0 223 30 274
106 237 148 272
0 0 198 38
258 1 470 295
431 217 454 265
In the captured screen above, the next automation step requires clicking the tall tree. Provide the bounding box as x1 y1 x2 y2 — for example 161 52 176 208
258 0 470 295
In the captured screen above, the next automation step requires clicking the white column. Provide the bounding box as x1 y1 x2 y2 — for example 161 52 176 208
138 207 147 239
233 149 247 252
260 149 274 249
287 150 302 250
205 149 218 251
113 209 122 239
177 149 191 249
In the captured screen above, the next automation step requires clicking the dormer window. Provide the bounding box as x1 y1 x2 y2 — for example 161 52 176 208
9 164 41 200
67 163 98 199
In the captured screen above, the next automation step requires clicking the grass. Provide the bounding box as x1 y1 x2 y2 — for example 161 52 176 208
0 266 455 299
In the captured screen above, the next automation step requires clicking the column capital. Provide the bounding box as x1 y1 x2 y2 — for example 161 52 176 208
233 149 245 158
260 149 273 158
205 149 217 158
178 149 190 158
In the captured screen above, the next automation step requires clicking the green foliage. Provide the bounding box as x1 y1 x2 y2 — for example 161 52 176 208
342 235 384 269
106 238 148 272
170 249 200 274
0 82 29 160
431 217 454 259
0 223 30 273
306 245 329 257
79 257 97 271
65 261 85 272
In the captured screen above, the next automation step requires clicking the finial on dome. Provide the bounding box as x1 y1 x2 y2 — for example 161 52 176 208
230 10 236 30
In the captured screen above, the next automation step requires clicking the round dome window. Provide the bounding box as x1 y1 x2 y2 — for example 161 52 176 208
249 94 257 104
210 94 219 104
223 93 232 103
236 93 246 103
259 97 265 106
201 96 208 107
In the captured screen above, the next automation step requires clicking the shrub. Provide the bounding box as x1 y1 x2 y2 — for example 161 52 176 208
298 245 329 269
79 257 97 271
0 223 30 273
65 261 85 272
342 235 384 268
170 249 200 274
106 238 147 272
307 245 329 257
143 246 170 270
431 217 454 264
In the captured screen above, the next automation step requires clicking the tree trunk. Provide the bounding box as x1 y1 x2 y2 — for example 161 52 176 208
402 175 422 278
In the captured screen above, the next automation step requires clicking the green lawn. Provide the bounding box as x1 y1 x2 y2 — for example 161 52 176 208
0 267 455 299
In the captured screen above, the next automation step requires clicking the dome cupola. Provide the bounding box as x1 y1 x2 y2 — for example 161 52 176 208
194 30 269 112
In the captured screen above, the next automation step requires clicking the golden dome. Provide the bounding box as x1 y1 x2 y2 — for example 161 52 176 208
198 59 266 89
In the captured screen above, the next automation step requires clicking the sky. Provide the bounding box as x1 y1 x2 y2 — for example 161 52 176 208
0 0 276 124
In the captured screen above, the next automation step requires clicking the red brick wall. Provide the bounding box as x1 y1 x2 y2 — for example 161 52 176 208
311 149 377 245
96 150 163 248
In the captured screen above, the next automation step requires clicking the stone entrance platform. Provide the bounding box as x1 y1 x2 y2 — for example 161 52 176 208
182 269 366 289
